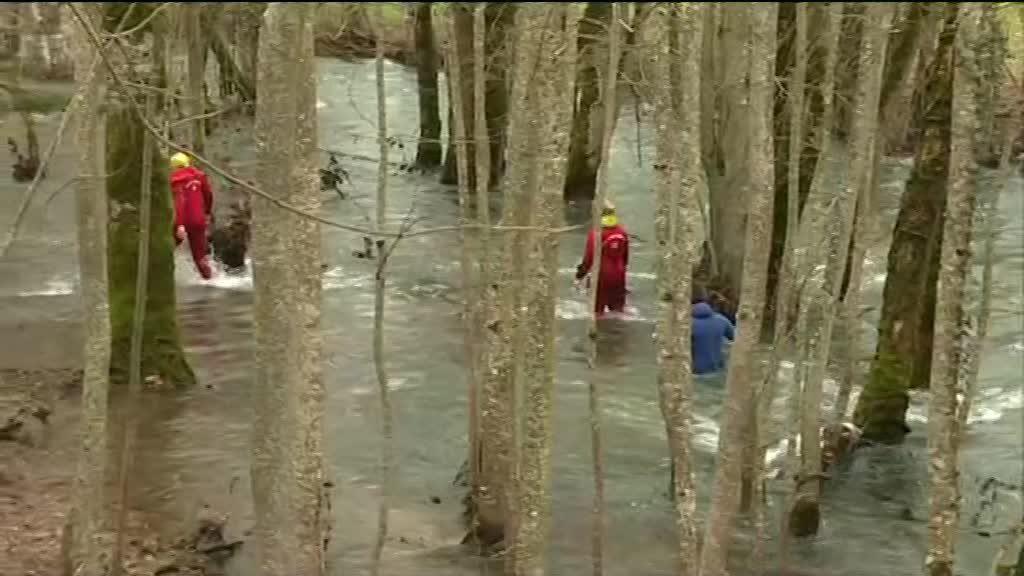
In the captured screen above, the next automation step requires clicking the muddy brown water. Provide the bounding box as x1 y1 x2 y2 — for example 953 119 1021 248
0 58 1021 575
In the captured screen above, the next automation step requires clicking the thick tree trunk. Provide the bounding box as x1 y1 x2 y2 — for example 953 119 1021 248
650 5 704 575
413 3 442 169
855 3 960 445
698 5 776 575
505 9 579 575
563 2 613 200
707 4 752 297
927 5 980 575
787 2 892 539
250 4 325 575
66 4 111 574
106 104 195 387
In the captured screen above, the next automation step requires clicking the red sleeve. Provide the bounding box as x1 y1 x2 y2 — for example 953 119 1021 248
171 181 183 229
201 173 213 215
623 231 629 267
577 230 595 279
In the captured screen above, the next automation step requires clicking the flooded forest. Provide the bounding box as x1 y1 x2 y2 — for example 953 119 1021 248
1 3 1023 576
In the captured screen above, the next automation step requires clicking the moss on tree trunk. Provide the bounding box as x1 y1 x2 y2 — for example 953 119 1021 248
107 105 196 387
855 3 959 444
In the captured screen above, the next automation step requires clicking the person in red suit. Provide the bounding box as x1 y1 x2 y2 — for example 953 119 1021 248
575 202 629 315
169 152 214 279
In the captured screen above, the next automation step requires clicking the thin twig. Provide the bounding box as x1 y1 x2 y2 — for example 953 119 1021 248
70 3 582 243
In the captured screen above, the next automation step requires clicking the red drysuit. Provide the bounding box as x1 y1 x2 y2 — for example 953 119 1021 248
170 165 214 279
575 224 629 314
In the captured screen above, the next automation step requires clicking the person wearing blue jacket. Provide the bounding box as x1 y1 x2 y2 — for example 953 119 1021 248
691 300 735 375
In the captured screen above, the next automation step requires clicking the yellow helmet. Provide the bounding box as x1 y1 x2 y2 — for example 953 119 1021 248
170 152 191 170
601 201 618 227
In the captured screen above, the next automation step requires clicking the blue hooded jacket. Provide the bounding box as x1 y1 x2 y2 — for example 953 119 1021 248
691 302 736 375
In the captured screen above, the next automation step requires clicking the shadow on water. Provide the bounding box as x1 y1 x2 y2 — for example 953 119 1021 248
1 58 1021 575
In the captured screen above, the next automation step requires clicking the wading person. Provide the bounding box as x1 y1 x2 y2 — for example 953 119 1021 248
691 298 735 375
574 202 630 316
170 152 214 280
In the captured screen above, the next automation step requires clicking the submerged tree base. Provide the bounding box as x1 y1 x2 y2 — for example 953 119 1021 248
789 494 821 538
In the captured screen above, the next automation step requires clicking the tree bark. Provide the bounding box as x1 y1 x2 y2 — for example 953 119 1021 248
250 4 325 575
698 5 776 575
185 4 207 154
413 3 442 169
927 5 980 575
856 3 960 445
650 5 704 575
66 4 111 574
564 2 613 200
106 106 195 387
707 3 752 298
787 2 892 539
584 4 621 573
506 8 579 575
441 4 476 188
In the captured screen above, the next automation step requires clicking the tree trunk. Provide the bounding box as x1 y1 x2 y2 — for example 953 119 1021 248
927 5 980 575
650 5 704 575
585 4 621 573
441 4 476 188
66 4 111 574
106 106 195 387
186 4 207 154
698 5 776 575
250 4 325 575
413 3 442 169
707 3 752 298
787 2 892 539
563 2 613 200
855 3 960 445
506 8 579 575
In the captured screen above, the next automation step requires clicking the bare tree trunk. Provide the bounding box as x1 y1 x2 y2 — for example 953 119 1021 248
505 8 579 575
708 3 752 297
650 5 704 575
185 4 207 154
564 2 613 200
250 4 325 575
370 9 394 573
66 4 111 574
927 5 980 575
787 2 893 538
698 5 776 575
585 5 621 573
856 3 960 445
441 4 476 188
413 3 442 169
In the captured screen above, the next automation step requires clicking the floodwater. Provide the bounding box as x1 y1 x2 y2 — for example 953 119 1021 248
0 58 1021 575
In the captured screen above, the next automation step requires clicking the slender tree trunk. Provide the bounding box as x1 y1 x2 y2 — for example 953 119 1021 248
584 5 621 573
787 2 892 538
441 4 476 188
927 6 980 575
506 8 579 575
413 3 442 169
66 4 111 574
186 4 206 154
698 5 776 575
250 4 325 575
651 5 704 575
564 2 613 200
856 3 960 445
370 9 393 574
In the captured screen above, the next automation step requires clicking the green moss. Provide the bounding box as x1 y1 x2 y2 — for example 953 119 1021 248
855 351 912 443
106 105 196 387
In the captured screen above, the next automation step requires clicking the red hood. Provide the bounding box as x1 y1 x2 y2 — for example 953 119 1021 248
170 166 202 185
